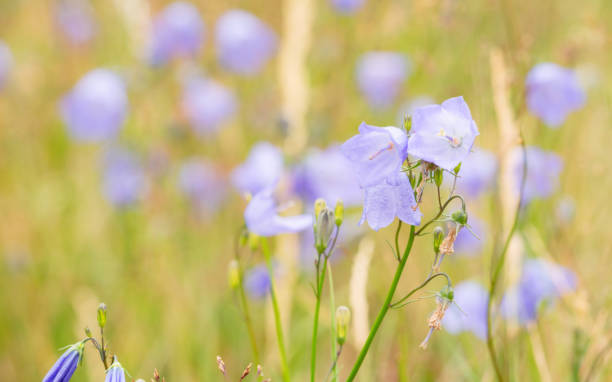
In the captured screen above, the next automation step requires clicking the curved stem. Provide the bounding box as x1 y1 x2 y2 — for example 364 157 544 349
261 238 291 382
415 195 465 236
394 221 403 261
346 225 416 382
486 132 527 382
390 272 452 308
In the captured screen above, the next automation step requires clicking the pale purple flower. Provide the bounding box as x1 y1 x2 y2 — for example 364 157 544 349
178 159 226 214
454 216 486 256
341 122 408 188
148 1 205 66
453 148 497 198
181 76 237 135
244 188 312 236
526 63 585 127
245 264 271 299
0 41 12 90
61 69 128 142
292 145 362 207
43 340 85 382
232 142 283 195
331 0 365 14
54 0 97 45
359 172 422 231
103 148 148 207
442 281 488 340
407 96 479 171
500 258 576 325
105 359 126 382
356 52 408 108
215 10 277 75
511 146 563 204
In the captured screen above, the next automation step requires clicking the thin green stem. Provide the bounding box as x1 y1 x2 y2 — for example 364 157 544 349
238 271 261 364
346 225 416 382
261 238 291 382
328 263 338 382
310 255 328 382
486 132 527 382
390 272 452 308
415 195 464 236
394 221 403 262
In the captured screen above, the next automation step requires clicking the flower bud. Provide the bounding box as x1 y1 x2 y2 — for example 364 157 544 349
433 168 443 187
97 303 107 329
314 198 327 220
334 200 344 227
336 305 351 345
451 209 468 226
403 115 412 132
439 285 454 302
315 208 335 254
248 232 260 251
433 226 444 254
228 260 240 289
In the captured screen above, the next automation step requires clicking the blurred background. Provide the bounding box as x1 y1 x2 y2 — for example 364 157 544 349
0 0 611 380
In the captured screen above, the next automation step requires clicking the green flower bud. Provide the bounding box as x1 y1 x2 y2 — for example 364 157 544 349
248 233 260 251
451 209 468 226
433 168 443 187
228 260 240 290
315 208 335 254
334 200 344 227
336 306 351 345
433 226 444 254
439 285 454 302
314 198 327 221
97 303 107 329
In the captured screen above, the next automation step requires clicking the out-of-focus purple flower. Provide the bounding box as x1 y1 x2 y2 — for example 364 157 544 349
453 148 497 198
61 69 128 142
103 148 148 207
526 63 585 127
43 340 85 382
244 188 312 236
178 158 226 214
556 196 575 224
356 52 408 108
54 0 97 45
511 146 563 204
442 281 488 339
148 1 205 66
292 145 362 207
215 10 277 75
341 122 408 188
330 0 365 14
397 96 436 127
454 216 486 256
232 142 283 195
181 76 237 135
0 41 12 90
501 258 576 325
359 172 421 231
408 96 479 171
245 264 271 299
105 358 126 382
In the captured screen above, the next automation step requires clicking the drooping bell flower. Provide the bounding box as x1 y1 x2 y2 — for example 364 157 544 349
103 148 148 207
43 340 86 382
511 146 563 204
0 41 13 91
245 264 272 299
355 51 408 108
341 122 408 188
500 258 576 325
407 96 479 172
181 76 237 135
231 142 283 195
178 158 226 214
359 172 422 231
148 1 205 66
54 0 97 46
452 148 497 199
215 10 277 75
104 358 126 382
526 63 585 127
330 0 365 14
292 145 362 207
61 69 128 142
442 281 489 339
244 187 312 237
